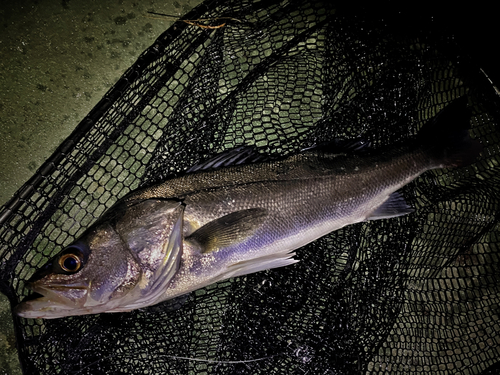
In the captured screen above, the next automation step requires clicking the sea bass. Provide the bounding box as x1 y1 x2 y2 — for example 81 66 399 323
16 98 482 319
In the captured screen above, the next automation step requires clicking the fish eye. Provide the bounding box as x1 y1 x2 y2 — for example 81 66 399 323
59 253 82 273
56 241 89 274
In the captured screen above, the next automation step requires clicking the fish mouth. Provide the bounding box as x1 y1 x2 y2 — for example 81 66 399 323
19 291 45 303
15 293 69 319
15 282 90 319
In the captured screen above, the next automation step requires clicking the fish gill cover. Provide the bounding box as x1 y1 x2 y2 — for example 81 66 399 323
0 0 499 374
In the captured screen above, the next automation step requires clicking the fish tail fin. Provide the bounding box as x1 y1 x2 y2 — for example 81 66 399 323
417 97 482 168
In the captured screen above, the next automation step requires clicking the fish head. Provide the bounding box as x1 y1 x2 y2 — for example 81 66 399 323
15 199 185 319
15 221 143 319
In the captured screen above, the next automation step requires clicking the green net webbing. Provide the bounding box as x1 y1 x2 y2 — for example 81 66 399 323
1 1 499 374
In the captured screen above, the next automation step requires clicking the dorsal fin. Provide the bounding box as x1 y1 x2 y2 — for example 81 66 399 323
301 137 371 154
187 146 279 173
187 139 370 174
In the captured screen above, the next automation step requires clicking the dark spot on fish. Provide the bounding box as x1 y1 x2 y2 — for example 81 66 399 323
61 0 70 10
36 84 48 92
83 36 95 43
173 1 181 8
274 163 290 175
126 13 136 20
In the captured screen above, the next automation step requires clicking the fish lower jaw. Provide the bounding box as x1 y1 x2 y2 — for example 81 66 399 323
15 285 93 319
15 296 77 319
15 296 116 319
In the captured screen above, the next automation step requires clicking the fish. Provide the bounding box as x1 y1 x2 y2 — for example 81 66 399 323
15 97 482 319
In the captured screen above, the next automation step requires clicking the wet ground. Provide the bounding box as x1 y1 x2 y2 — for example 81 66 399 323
0 0 200 372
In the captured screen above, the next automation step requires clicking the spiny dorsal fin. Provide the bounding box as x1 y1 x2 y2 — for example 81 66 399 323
187 208 268 253
187 146 278 173
187 139 371 174
301 137 371 154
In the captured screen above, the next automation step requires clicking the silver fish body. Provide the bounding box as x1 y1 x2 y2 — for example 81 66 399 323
15 98 482 318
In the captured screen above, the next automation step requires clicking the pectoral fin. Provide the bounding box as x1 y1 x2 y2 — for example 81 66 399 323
366 191 414 221
187 208 268 253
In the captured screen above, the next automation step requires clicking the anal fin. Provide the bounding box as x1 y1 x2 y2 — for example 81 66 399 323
366 191 414 221
226 251 299 279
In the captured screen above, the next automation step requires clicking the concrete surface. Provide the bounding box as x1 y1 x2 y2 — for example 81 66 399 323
0 0 199 372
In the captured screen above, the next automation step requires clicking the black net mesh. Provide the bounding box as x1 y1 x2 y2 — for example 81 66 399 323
1 0 500 374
